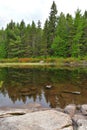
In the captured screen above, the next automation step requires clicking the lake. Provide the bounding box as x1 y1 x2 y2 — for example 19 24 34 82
0 66 87 108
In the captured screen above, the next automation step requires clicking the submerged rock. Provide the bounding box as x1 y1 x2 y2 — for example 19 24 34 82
0 110 73 130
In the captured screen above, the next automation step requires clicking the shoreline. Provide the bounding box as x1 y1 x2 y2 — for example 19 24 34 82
0 57 87 67
0 61 87 68
0 62 55 67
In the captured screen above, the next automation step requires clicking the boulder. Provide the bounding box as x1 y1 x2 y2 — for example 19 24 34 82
64 104 76 117
72 114 86 124
0 110 73 130
81 104 87 115
77 119 87 130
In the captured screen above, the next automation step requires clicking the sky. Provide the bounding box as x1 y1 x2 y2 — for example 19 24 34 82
0 0 87 28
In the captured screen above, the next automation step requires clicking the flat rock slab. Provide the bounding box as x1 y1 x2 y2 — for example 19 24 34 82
0 110 73 130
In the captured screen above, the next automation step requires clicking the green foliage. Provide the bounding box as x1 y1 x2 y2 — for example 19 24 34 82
52 12 68 57
52 36 65 57
71 9 84 57
0 2 87 59
0 30 7 58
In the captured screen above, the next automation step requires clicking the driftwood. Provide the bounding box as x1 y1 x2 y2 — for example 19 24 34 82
45 85 53 89
62 91 81 95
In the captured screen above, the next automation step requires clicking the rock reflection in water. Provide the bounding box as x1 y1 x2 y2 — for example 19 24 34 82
0 67 87 108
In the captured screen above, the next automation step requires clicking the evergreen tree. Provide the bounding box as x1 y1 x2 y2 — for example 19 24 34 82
52 12 67 57
42 19 49 56
0 1 87 59
66 14 74 57
36 20 42 56
81 11 87 56
0 29 7 58
31 21 37 57
23 24 32 57
71 9 84 57
48 1 57 55
6 20 23 58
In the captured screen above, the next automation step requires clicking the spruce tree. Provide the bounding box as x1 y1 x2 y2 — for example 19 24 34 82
48 1 57 55
81 11 87 56
52 12 67 57
72 9 84 57
0 29 7 58
66 14 74 57
42 19 50 56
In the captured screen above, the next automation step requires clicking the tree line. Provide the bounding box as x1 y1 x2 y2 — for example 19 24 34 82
0 1 87 58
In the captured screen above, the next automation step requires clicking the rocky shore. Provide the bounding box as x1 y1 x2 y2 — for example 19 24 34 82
0 103 87 130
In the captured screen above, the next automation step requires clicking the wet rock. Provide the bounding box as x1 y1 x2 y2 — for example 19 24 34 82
81 104 87 115
0 103 50 119
0 110 73 130
77 119 87 130
64 104 76 117
21 103 42 109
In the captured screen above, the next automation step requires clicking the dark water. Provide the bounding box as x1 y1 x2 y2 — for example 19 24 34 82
0 66 87 108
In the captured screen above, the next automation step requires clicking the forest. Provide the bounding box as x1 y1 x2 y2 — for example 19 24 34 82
0 1 87 59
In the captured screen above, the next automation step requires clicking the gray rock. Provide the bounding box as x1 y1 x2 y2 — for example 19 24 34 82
81 104 87 115
0 110 73 130
55 107 64 112
62 126 73 130
64 104 76 117
72 114 86 124
72 113 86 126
0 108 31 118
77 119 87 130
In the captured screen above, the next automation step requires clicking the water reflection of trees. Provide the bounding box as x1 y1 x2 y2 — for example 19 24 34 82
0 67 87 108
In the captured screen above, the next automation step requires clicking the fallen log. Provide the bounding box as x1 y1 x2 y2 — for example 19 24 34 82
62 91 81 95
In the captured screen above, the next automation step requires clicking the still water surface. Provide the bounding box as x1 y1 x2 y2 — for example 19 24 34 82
0 66 87 108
